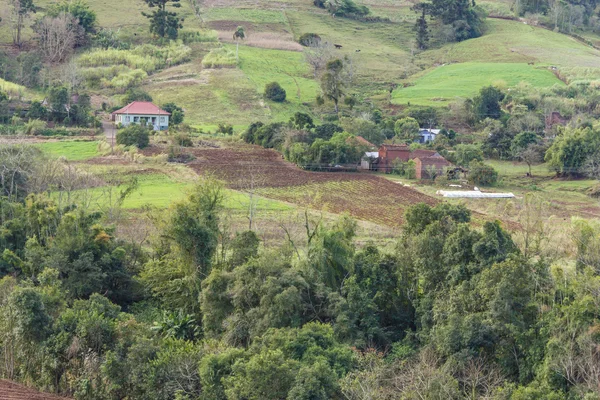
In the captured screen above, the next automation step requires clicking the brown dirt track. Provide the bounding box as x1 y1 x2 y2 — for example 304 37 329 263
0 380 70 400
142 143 437 226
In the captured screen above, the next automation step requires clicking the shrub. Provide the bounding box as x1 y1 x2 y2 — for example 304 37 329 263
162 103 184 125
299 33 321 46
172 133 193 147
116 125 150 148
468 161 498 186
265 82 286 102
179 30 218 44
216 124 233 135
201 48 237 68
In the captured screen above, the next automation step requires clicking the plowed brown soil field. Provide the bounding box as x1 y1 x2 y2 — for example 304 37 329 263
142 143 437 226
0 380 70 400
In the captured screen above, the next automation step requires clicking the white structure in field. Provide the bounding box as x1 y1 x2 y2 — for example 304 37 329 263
437 190 515 198
111 101 171 131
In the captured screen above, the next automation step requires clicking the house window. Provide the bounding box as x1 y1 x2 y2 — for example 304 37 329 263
125 116 130 122
134 116 139 123
160 117 165 122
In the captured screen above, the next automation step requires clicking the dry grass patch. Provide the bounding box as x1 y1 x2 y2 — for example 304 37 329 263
218 31 303 51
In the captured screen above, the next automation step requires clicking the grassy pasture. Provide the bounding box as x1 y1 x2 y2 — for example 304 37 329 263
36 141 100 161
145 68 268 129
286 11 413 89
423 19 600 68
392 62 562 105
235 45 320 121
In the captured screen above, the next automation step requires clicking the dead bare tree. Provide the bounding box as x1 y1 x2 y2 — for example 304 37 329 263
34 13 80 63
458 357 505 400
303 39 334 78
237 163 266 231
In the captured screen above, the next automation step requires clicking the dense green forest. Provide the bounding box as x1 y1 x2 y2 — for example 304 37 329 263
1 145 600 399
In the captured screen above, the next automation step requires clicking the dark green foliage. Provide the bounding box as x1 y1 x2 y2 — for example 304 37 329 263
414 9 430 50
47 85 69 122
242 122 284 148
9 287 51 343
545 126 600 176
230 231 260 267
404 202 471 235
321 59 345 113
290 112 315 130
311 123 343 141
47 0 97 37
511 131 539 156
299 32 321 46
142 0 183 39
217 123 234 135
93 28 130 49
152 310 200 341
318 0 370 18
472 85 505 121
117 124 150 148
123 88 153 104
16 52 42 88
168 181 222 273
454 143 484 167
264 82 287 102
421 0 485 41
26 101 47 120
468 161 499 185
161 102 184 125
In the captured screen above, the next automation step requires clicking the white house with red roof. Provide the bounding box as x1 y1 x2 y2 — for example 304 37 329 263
111 101 171 131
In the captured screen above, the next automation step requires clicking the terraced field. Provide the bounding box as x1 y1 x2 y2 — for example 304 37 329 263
141 143 437 226
0 380 70 400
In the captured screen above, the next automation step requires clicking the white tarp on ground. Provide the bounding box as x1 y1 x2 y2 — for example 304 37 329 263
437 190 515 198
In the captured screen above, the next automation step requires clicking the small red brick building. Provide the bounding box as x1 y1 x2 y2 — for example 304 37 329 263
414 156 452 179
370 144 451 178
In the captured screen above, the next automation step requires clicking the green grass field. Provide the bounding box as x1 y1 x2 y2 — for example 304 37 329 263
423 19 600 68
36 141 100 161
235 45 320 122
392 62 563 105
65 172 294 211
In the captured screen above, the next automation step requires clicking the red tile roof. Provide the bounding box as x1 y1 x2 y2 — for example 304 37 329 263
112 101 171 116
410 149 438 159
415 156 452 168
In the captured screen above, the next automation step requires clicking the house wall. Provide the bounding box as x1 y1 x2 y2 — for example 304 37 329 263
378 146 410 172
415 158 423 179
115 114 169 131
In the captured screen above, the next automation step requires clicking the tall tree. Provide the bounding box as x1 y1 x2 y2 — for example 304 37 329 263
414 8 430 50
320 59 345 113
10 0 36 49
142 0 183 40
233 26 245 61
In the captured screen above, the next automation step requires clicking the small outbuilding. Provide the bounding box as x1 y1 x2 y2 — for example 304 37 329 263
414 155 452 179
111 101 171 131
418 128 440 144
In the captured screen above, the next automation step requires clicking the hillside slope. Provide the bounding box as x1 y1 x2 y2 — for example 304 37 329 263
1 0 600 127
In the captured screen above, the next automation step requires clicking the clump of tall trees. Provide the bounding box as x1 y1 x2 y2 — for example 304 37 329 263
3 154 600 399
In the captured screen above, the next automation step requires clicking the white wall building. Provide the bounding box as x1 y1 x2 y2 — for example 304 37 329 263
112 101 171 131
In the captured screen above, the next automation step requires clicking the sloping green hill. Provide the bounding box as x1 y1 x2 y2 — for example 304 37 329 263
2 0 600 127
392 62 564 106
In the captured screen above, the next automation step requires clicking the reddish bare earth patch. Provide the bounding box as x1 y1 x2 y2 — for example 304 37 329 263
0 380 70 400
141 144 437 226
